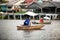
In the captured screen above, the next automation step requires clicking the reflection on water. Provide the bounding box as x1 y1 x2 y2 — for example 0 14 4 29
0 20 60 40
23 30 32 40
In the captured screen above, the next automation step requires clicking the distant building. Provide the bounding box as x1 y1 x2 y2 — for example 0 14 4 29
1 0 60 20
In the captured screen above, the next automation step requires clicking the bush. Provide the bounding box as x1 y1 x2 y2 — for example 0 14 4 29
15 11 26 14
3 15 8 19
0 7 1 10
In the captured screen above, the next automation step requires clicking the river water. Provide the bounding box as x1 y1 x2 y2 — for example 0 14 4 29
0 20 60 40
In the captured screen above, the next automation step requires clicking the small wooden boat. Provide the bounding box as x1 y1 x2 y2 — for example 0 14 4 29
17 25 44 30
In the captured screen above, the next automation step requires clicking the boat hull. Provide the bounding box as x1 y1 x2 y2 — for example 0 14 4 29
17 25 44 30
32 22 51 24
39 22 51 24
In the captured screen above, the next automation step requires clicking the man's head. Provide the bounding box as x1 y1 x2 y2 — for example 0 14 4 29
26 15 30 19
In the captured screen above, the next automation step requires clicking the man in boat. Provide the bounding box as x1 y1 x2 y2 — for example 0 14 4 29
39 17 44 23
24 16 31 26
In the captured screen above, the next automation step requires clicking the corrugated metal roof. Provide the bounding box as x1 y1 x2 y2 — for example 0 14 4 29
26 2 41 9
23 1 56 9
41 1 56 7
7 0 20 5
25 0 33 3
52 2 60 8
20 1 60 9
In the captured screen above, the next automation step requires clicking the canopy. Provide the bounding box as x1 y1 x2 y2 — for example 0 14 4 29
25 11 38 16
0 12 4 14
44 17 50 20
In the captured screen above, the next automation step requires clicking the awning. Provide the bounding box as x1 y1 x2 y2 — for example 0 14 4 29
25 11 38 16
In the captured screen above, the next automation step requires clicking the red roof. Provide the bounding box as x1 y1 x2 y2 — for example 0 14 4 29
25 0 33 3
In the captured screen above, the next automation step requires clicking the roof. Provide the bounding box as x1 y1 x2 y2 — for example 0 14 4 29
26 2 42 9
52 2 60 8
41 1 56 7
25 0 33 3
20 1 60 9
22 1 56 9
7 0 20 5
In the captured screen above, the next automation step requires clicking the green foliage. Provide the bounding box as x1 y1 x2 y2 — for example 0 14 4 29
15 11 26 14
3 15 8 19
0 0 8 3
0 6 1 12
0 14 2 19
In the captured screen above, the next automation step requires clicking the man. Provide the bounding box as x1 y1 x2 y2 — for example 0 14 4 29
39 17 44 23
24 16 31 26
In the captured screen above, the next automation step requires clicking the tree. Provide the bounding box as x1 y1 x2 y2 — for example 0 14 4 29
0 0 8 3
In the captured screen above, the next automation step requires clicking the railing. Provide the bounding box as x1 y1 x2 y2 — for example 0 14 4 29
0 13 58 20
0 13 24 20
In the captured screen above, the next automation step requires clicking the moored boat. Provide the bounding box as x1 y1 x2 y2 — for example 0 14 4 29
39 22 51 24
32 22 51 24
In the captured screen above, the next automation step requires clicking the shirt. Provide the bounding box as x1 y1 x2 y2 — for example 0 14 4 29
24 18 30 25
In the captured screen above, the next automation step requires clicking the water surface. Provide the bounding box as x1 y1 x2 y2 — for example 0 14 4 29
0 20 60 40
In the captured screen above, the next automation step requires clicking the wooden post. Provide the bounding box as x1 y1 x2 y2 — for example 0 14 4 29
39 13 40 20
14 13 15 20
8 13 10 19
41 8 42 13
20 14 22 20
55 8 57 14
1 14 3 20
